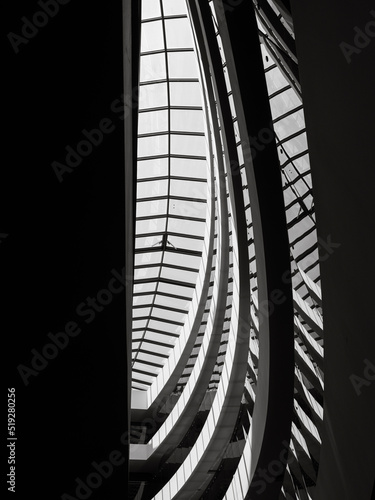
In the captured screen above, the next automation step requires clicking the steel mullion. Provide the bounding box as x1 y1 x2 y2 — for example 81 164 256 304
133 348 169 359
134 262 199 273
132 367 158 377
138 130 205 138
135 231 204 240
137 175 206 183
136 213 205 222
139 105 203 113
138 153 206 161
143 327 179 337
141 47 194 56
140 77 199 86
133 303 189 314
136 315 184 326
133 358 164 369
137 195 206 203
141 14 187 24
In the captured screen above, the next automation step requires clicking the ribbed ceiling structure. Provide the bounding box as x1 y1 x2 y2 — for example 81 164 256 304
130 1 325 499
132 0 209 391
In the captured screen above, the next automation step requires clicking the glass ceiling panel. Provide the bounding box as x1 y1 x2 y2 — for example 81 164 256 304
170 157 207 178
291 154 310 174
136 179 169 198
259 32 320 306
169 235 204 252
142 0 161 19
265 66 288 94
142 341 171 355
132 366 155 382
138 110 169 135
133 334 146 344
141 20 164 52
171 109 205 133
273 109 305 141
163 251 201 269
165 18 194 48
139 82 168 109
154 294 191 310
133 319 148 329
162 0 187 16
135 217 167 235
132 0 209 391
157 281 195 297
138 134 169 157
269 87 301 118
132 384 149 391
169 199 207 219
153 311 186 335
280 132 308 158
133 282 157 294
135 251 163 266
135 235 162 249
133 295 155 306
134 359 163 371
140 53 166 82
136 199 168 217
134 266 160 280
285 200 300 220
137 157 168 178
167 52 199 78
169 81 202 106
137 351 167 365
167 217 205 236
152 307 186 324
171 134 206 156
148 319 181 333
170 179 206 198
133 307 152 318
144 331 176 345
160 267 198 284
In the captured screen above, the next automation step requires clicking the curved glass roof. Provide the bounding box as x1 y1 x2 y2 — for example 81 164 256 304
258 40 319 284
132 0 209 391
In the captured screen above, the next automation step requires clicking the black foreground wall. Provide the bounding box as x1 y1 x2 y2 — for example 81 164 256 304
4 1 375 499
290 1 375 499
3 2 129 499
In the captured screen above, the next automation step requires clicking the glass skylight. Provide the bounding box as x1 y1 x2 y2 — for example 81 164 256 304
132 0 209 391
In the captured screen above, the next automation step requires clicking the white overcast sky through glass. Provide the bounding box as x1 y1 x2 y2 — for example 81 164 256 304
132 0 209 391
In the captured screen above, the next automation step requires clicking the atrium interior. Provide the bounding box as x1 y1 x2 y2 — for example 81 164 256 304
5 1 373 499
124 1 375 499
